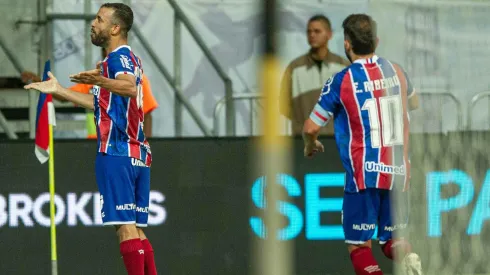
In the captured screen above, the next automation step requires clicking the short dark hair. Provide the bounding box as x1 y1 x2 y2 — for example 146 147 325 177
308 14 331 31
342 14 377 55
101 3 134 38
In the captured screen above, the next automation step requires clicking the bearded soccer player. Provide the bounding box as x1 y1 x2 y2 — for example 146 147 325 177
24 3 157 275
303 14 422 275
21 47 158 139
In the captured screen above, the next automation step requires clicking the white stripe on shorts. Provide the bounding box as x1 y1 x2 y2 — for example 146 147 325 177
103 221 135 226
345 240 368 245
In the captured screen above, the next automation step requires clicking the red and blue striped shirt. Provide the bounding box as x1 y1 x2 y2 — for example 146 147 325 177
310 55 414 192
93 45 152 166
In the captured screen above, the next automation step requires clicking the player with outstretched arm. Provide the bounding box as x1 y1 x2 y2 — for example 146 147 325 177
24 3 157 275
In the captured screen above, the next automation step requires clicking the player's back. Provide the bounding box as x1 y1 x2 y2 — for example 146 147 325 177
94 45 152 166
317 55 414 193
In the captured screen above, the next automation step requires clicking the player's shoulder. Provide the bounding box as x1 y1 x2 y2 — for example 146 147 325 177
107 46 140 72
376 57 406 72
382 58 412 82
107 46 136 62
321 66 350 95
330 65 351 84
113 45 132 55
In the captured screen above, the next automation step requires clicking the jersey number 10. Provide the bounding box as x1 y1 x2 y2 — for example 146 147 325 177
361 95 404 148
135 67 143 109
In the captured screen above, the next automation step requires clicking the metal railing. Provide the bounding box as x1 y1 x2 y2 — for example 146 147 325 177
131 25 213 136
31 8 217 137
166 0 235 136
43 14 212 137
3 0 233 139
213 91 466 136
415 91 463 132
39 0 234 137
0 36 24 74
0 109 18 139
213 93 263 136
467 91 490 130
0 35 22 139
213 93 291 136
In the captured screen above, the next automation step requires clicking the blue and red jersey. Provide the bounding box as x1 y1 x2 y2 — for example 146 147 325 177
93 45 151 166
310 55 414 193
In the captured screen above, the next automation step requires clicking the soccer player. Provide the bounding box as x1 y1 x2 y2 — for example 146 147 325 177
24 3 157 275
302 14 422 275
21 48 158 138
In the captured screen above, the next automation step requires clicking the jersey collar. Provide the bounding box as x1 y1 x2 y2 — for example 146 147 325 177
353 55 379 64
102 45 132 61
111 45 131 53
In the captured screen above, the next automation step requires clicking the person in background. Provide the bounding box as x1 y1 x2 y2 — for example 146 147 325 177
280 14 350 136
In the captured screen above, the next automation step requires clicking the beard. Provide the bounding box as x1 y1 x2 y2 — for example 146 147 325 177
344 48 353 63
91 30 109 47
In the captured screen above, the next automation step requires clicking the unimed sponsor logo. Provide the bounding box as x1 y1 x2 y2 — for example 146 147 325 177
0 191 166 228
131 159 148 167
365 162 405 175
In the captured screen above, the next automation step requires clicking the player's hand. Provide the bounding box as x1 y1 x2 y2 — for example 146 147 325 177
21 71 42 84
304 140 324 158
69 71 102 85
23 71 60 94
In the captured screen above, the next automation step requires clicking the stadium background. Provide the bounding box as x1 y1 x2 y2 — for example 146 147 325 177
1 135 490 274
1 0 490 274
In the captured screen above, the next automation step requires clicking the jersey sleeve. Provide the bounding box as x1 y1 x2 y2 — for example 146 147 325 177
141 75 159 114
107 52 136 78
309 72 343 127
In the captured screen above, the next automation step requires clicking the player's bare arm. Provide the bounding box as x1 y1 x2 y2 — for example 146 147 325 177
21 70 67 102
24 71 94 110
70 72 137 98
99 74 137 97
408 92 419 110
302 118 325 158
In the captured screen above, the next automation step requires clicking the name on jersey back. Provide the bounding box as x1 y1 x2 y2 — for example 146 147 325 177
353 75 400 93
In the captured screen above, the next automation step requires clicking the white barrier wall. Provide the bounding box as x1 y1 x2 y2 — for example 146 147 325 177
3 0 490 136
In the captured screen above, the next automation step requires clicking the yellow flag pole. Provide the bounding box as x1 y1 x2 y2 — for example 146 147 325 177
48 102 58 275
254 1 293 275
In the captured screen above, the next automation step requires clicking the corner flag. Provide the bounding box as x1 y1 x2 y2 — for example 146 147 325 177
34 60 56 163
33 60 59 275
